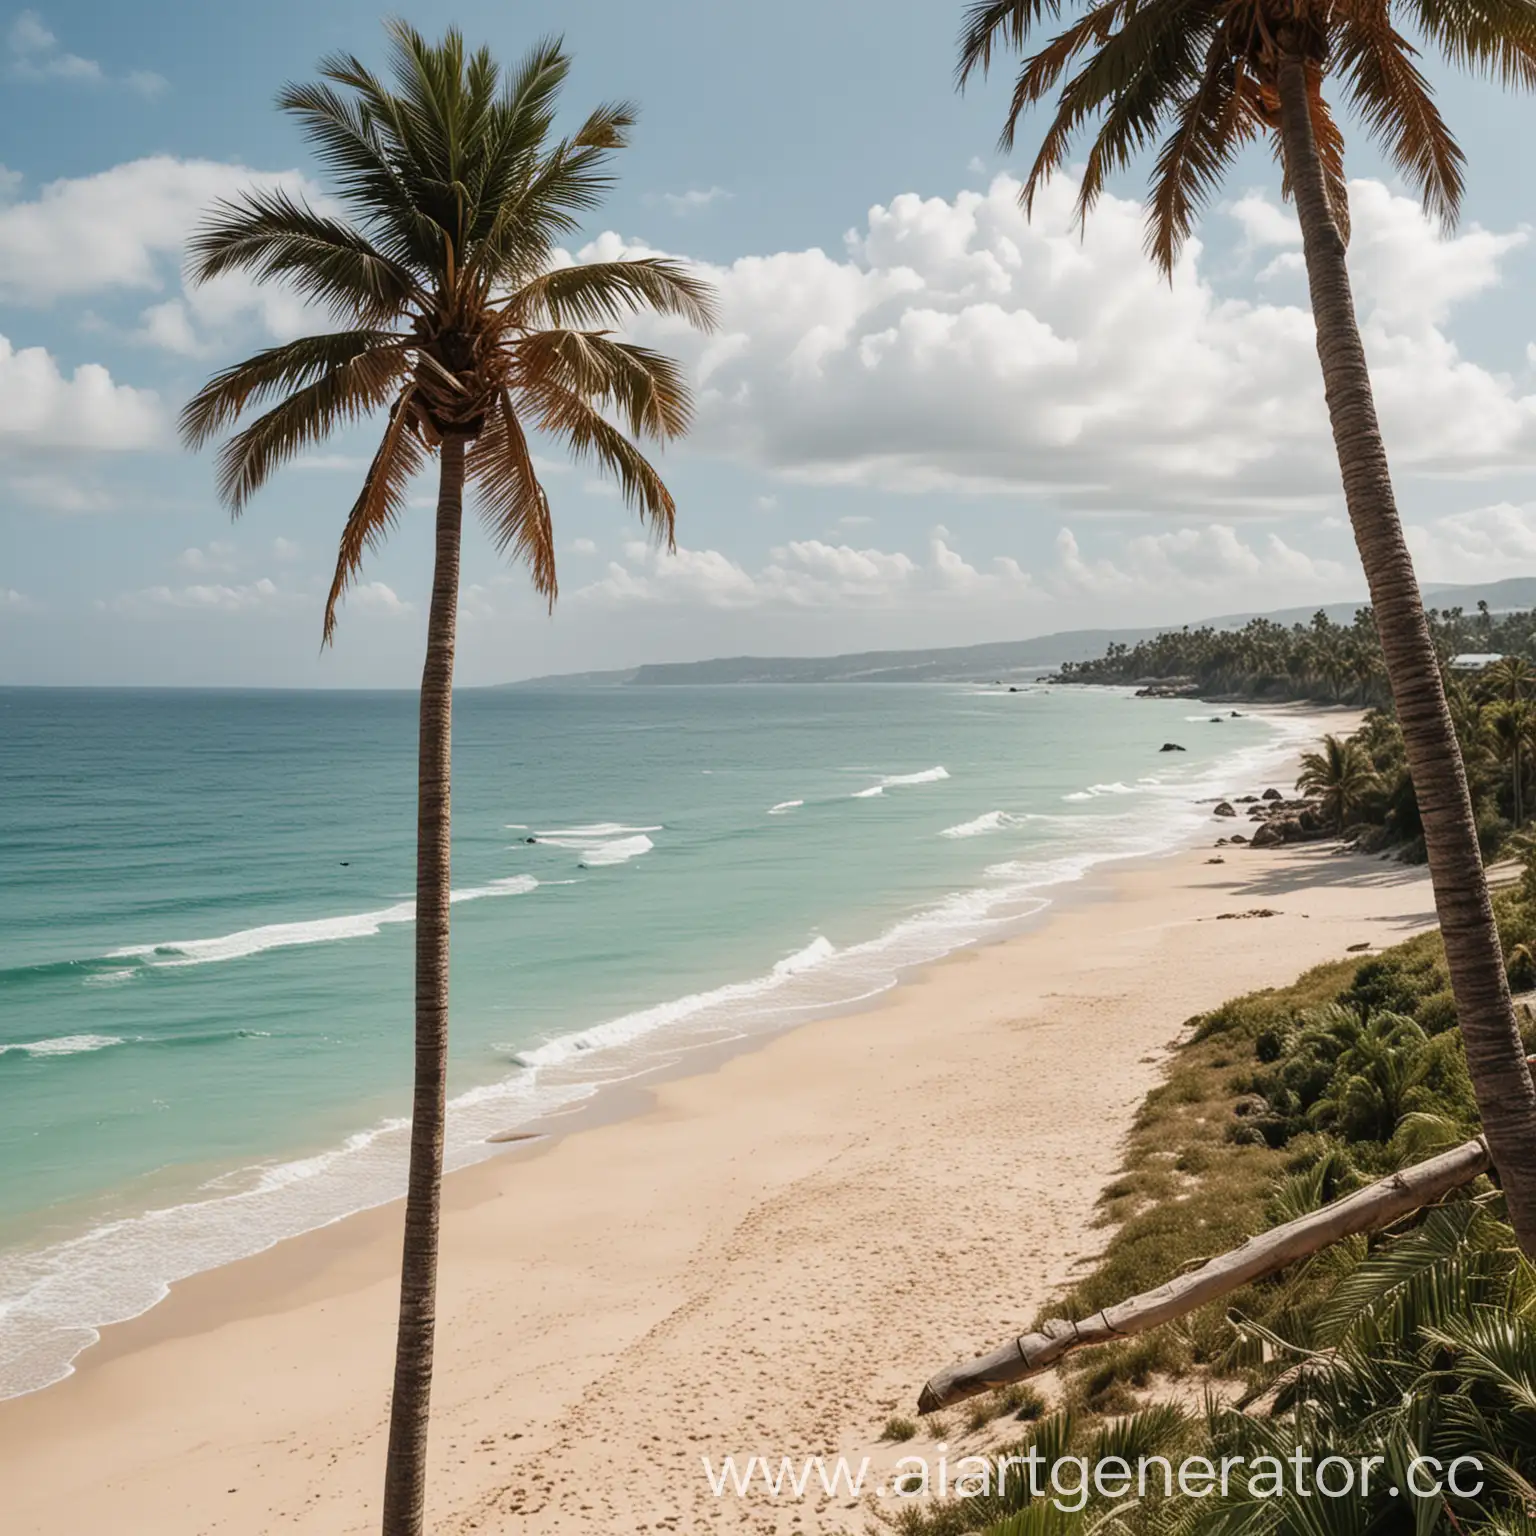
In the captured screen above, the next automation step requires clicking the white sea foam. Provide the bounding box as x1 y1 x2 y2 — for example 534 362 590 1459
768 800 804 815
579 835 654 867
940 810 1027 839
106 877 537 969
0 1034 128 1059
531 823 660 866
853 765 949 799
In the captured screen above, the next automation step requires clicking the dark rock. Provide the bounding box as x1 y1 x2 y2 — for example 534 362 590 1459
1235 795 1258 803
1347 941 1372 952
1206 856 1226 864
1210 716 1223 723
1229 833 1248 844
1262 787 1283 801
1009 686 1019 692
1214 801 1237 817
1215 837 1229 847
1232 1093 1269 1118
1298 807 1325 834
1230 710 1242 717
526 837 538 844
1160 742 1186 752
1251 820 1287 848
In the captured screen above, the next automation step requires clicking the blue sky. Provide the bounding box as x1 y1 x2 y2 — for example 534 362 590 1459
3 1 1536 686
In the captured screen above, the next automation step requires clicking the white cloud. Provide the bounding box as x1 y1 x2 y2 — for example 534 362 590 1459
1054 524 1346 598
657 187 731 215
4 468 112 511
345 580 412 617
0 587 39 613
107 577 284 615
1406 502 1536 585
175 541 238 574
568 537 597 555
273 536 300 561
593 174 1536 517
0 333 161 450
0 157 321 356
8 11 162 94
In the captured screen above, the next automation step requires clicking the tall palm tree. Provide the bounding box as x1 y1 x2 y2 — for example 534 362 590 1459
180 25 714 1534
956 0 1536 1255
1296 732 1380 832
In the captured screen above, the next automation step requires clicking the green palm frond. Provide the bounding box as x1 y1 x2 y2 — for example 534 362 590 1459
509 258 717 331
180 331 408 449
185 191 424 322
517 330 693 440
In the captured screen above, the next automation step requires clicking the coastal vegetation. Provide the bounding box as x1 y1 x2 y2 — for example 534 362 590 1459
1053 604 1536 708
899 904 1536 1536
179 24 713 1534
957 0 1536 1251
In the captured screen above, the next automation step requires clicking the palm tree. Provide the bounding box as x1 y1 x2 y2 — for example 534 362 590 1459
1296 732 1379 833
180 25 714 1534
956 0 1536 1256
1486 699 1536 827
1482 654 1535 705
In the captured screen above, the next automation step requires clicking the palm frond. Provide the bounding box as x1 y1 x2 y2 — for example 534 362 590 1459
213 346 409 510
517 330 694 440
531 380 677 542
1146 40 1255 273
1337 10 1465 228
466 392 557 604
509 258 717 331
322 391 426 642
186 190 424 322
1408 0 1536 89
957 0 1070 88
180 331 407 450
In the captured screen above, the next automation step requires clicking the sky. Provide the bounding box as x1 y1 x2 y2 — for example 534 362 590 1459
3 1 1536 687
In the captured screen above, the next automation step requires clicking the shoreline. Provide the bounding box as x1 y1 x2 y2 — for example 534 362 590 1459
0 708 1441 1535
0 695 1345 1405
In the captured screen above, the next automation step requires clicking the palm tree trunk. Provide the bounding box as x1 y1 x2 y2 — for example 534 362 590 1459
1276 51 1536 1255
382 433 466 1536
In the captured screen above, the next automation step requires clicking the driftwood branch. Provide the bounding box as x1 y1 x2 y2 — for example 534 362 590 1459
917 1137 1491 1413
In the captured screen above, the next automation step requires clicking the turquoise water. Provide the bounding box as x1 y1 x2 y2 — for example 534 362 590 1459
0 683 1303 1396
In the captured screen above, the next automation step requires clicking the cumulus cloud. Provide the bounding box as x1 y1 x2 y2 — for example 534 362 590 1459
591 174 1536 517
0 586 39 613
106 577 285 615
1406 502 1536 585
8 11 164 95
573 520 1360 619
0 334 161 450
0 156 319 352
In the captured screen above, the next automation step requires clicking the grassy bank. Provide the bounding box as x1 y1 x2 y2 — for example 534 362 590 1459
890 891 1536 1536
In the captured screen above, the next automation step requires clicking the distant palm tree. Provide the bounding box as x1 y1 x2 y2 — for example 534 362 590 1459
1486 699 1536 827
1482 654 1535 705
1296 733 1379 833
956 0 1536 1256
181 25 714 1534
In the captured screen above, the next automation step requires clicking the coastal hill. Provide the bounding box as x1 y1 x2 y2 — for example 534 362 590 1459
497 575 1536 687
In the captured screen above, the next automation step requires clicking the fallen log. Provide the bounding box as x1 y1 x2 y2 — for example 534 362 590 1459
917 1136 1491 1413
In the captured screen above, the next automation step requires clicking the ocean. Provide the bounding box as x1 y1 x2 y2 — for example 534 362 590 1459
0 682 1306 1399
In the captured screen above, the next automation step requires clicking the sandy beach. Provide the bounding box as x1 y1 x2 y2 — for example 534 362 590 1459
0 730 1442 1536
